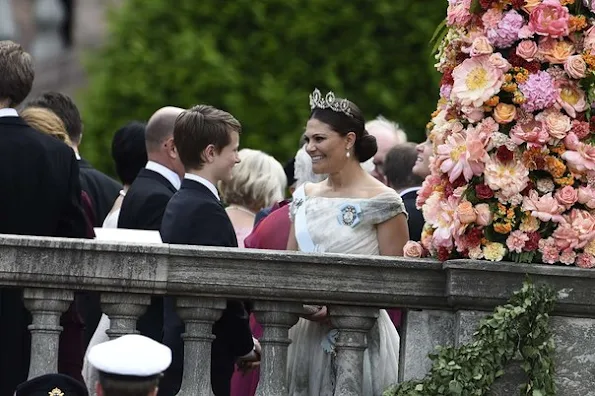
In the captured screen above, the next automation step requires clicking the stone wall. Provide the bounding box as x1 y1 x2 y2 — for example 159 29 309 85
0 234 593 395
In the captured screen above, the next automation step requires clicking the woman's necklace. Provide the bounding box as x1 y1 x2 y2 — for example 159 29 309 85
227 205 256 216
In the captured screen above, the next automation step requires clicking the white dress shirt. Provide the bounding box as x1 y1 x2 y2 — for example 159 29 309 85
0 108 18 118
145 161 181 190
184 173 220 200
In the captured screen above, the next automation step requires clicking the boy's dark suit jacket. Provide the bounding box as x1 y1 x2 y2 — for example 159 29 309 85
401 188 424 242
160 178 254 396
116 168 178 343
0 116 88 396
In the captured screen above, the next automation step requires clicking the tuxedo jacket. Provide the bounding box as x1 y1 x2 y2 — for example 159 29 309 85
118 168 177 230
402 188 424 242
116 168 178 345
78 158 121 226
160 179 254 396
0 116 88 396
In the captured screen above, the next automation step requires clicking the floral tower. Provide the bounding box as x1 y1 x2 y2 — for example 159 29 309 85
417 0 595 267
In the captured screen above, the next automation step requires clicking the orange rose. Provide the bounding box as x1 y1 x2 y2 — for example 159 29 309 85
457 201 477 224
539 39 575 64
493 103 517 124
523 0 543 13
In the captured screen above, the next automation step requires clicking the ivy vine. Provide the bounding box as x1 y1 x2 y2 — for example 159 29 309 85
383 281 556 396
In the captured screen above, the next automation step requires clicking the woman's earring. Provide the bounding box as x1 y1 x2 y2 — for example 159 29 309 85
346 150 350 158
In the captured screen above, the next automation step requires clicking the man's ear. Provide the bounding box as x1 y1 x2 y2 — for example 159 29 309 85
203 144 216 163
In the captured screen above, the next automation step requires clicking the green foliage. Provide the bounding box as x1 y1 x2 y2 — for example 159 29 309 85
383 280 557 396
80 0 445 174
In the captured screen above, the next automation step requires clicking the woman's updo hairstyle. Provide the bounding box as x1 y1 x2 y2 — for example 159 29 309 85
309 89 377 163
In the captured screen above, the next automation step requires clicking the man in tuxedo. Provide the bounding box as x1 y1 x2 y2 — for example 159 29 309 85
118 106 185 344
385 143 424 241
160 105 257 396
0 40 88 395
27 92 122 227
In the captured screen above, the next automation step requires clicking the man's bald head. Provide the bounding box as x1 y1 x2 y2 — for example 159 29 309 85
145 106 184 153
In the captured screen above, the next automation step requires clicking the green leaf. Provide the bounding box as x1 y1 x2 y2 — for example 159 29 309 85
449 380 463 395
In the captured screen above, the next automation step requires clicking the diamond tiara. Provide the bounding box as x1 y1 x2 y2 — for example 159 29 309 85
309 88 353 118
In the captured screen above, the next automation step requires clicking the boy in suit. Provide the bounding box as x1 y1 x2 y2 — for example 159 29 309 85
160 105 256 396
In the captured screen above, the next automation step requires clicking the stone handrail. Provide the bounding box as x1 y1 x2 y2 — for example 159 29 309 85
0 234 593 395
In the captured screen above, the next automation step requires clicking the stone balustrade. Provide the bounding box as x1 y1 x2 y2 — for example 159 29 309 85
0 234 594 395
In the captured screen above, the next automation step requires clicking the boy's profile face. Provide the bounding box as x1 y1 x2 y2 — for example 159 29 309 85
213 130 240 182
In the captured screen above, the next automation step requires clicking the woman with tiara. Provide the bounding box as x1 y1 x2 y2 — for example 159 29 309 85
285 89 408 396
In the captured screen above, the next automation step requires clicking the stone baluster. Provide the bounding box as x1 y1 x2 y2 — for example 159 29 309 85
32 0 64 59
101 292 150 340
176 296 226 396
329 306 379 396
253 301 302 396
23 288 73 379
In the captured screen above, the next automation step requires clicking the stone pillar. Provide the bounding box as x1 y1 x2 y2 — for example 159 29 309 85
176 297 226 396
23 288 73 379
31 0 64 59
399 310 455 381
329 306 378 396
253 301 302 396
101 292 150 340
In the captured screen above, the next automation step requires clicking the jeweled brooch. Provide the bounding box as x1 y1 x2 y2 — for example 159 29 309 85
337 203 362 227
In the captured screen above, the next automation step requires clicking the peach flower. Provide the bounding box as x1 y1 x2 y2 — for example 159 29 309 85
457 201 477 224
523 0 543 14
510 116 549 147
528 0 570 39
564 55 587 79
488 53 512 72
436 131 489 183
493 103 517 124
568 209 595 248
484 155 530 200
521 190 566 223
403 241 424 258
554 185 578 208
577 186 595 209
470 36 494 57
516 40 539 61
584 25 595 54
555 79 588 118
562 142 595 173
538 38 575 64
552 223 580 251
451 56 505 107
475 203 493 226
536 108 571 141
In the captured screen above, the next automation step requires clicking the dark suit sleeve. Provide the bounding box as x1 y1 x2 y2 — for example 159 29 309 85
141 193 173 231
57 150 88 238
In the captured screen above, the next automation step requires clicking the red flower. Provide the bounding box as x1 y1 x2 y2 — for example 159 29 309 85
441 68 454 86
522 180 535 195
496 146 514 163
507 52 541 74
466 227 483 247
437 247 450 262
571 120 590 140
479 0 492 9
452 175 467 189
511 0 525 9
524 232 541 252
475 184 494 199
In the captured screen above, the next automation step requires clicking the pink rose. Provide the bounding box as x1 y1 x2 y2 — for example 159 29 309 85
554 185 578 208
584 25 595 54
552 223 580 251
516 40 538 61
536 108 571 141
461 105 485 123
488 53 512 72
577 186 595 209
470 36 494 57
403 240 424 258
522 190 566 223
529 0 570 39
568 209 595 248
564 55 587 79
475 203 493 226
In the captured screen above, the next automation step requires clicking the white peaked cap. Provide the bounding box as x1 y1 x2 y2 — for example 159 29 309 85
88 334 172 377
